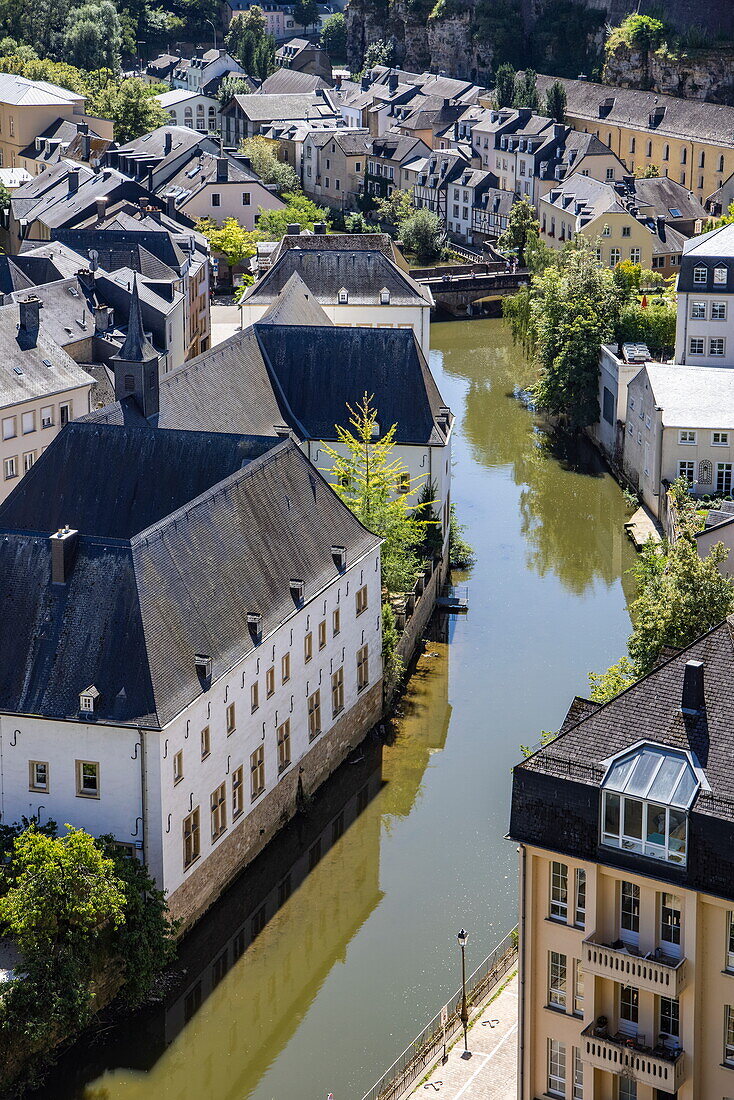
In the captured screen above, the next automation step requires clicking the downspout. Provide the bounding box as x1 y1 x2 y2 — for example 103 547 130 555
518 842 526 1100
138 726 147 867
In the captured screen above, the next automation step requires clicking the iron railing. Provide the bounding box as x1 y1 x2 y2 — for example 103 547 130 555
361 926 518 1100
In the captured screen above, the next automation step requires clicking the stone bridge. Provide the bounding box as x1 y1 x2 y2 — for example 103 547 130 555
415 266 530 315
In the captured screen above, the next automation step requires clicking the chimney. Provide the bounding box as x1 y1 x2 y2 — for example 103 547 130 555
216 155 228 182
94 303 112 332
682 659 705 713
164 130 173 155
313 221 327 234
76 268 95 296
553 123 564 140
50 527 79 584
18 295 41 346
78 121 89 136
165 193 177 218
656 214 666 234
95 196 107 222
334 73 342 89
388 71 398 93
68 166 80 194
286 222 301 234
361 73 371 91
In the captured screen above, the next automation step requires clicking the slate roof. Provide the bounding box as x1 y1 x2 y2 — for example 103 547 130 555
226 92 336 122
368 134 431 164
0 424 379 727
626 176 707 223
243 247 431 306
0 72 82 106
274 231 396 259
0 300 94 408
518 617 734 822
258 69 329 94
307 128 370 155
636 363 734 429
162 150 282 210
257 271 334 326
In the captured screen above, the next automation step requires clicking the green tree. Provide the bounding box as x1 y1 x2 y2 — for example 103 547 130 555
226 7 274 76
63 0 121 73
544 80 566 123
294 0 319 32
0 179 11 213
344 210 374 232
362 38 396 72
497 196 539 267
606 13 666 54
494 62 515 108
397 207 445 265
613 258 642 292
512 68 539 110
256 192 330 237
321 393 427 593
218 73 252 105
617 299 676 358
320 11 346 57
634 164 660 179
197 216 262 280
93 78 169 142
587 655 637 702
239 134 299 194
374 187 414 228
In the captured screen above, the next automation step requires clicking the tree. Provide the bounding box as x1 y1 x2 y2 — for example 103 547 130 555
218 74 252 105
497 197 539 267
294 0 319 32
545 80 566 123
239 135 299 194
321 393 427 593
226 7 274 76
344 210 375 232
634 164 660 179
512 68 538 110
93 78 169 143
397 207 445 265
256 192 330 238
197 217 261 280
494 62 515 108
606 13 666 54
374 187 414 227
0 179 11 213
362 38 396 72
320 12 346 57
63 0 121 73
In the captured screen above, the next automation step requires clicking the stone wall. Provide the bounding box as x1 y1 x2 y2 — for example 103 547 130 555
604 43 734 104
167 678 384 932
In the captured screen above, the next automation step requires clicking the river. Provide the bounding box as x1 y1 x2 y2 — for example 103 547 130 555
32 318 637 1100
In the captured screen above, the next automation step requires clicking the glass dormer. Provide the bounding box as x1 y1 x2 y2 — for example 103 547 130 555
599 743 705 866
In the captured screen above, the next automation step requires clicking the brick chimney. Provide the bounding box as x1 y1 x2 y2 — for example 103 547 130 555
18 295 41 347
216 156 228 182
68 166 80 194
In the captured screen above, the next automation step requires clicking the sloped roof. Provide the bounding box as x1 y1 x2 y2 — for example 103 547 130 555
226 91 336 122
0 72 82 106
243 247 431 306
0 301 94 408
257 271 334 326
258 69 330 95
639 363 734 429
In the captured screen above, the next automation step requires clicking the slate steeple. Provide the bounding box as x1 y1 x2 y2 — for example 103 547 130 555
111 274 160 419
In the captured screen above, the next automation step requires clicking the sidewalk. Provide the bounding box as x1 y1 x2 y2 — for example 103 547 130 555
408 973 518 1100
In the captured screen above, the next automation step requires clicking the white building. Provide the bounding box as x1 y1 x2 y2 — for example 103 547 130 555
675 223 734 367
592 343 654 462
156 89 220 134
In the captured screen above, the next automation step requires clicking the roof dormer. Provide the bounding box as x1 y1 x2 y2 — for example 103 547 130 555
79 685 99 713
337 287 348 304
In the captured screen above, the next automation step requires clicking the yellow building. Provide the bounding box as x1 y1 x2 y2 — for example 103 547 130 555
532 74 734 202
510 626 734 1100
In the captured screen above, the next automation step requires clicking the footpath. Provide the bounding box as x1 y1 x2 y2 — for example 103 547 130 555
407 973 518 1100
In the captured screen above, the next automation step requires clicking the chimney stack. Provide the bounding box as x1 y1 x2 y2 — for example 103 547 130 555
95 196 107 222
18 295 41 346
216 155 228 182
313 221 327 234
286 222 301 234
165 193 177 218
361 73 371 91
164 130 173 155
682 659 705 713
388 71 398 93
656 214 666 234
50 527 79 584
68 166 80 194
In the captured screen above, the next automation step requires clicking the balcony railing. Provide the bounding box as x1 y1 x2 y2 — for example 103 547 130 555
581 1024 686 1091
583 934 687 997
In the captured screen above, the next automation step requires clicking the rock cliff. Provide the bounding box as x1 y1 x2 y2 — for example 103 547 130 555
604 44 734 105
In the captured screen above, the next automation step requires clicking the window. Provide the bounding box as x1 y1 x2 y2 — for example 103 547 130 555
712 301 728 320
3 456 17 480
620 983 639 1034
277 719 291 772
693 266 707 284
211 782 227 841
266 666 275 697
318 620 327 649
601 387 615 426
678 460 695 484
357 644 369 692
335 179 340 191
332 608 340 637
242 192 250 205
689 336 704 355
356 585 368 615
59 402 71 426
622 226 631 237
572 1047 584 1100
548 951 567 1009
629 137 636 153
226 702 236 735
727 912 734 971
550 861 568 920
331 666 344 717
547 1039 566 1097
610 248 621 266
41 406 54 428
726 1005 734 1064
76 760 99 797
201 725 210 759
232 765 243 818
573 961 584 1016
630 248 641 263
21 411 35 434
281 652 290 684
308 689 321 740
660 995 679 1038
250 745 265 800
29 761 48 792
717 463 733 494
710 337 726 356
22 451 34 473
575 869 586 927
173 750 183 784
660 892 681 953
251 681 259 713
679 429 697 444
619 1080 636 1100
355 162 361 172
691 300 706 319
715 265 728 285
713 431 730 446
337 288 348 304
663 143 669 161
2 415 16 439
211 193 221 207
304 631 312 662
620 881 640 943
183 808 200 869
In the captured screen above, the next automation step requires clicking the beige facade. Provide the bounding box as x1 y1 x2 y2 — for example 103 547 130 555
1 382 93 503
302 131 368 211
518 840 734 1100
540 205 658 271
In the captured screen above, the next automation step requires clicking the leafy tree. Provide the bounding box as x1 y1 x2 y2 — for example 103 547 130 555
494 62 515 108
544 80 566 123
239 135 299 193
218 73 252 105
344 210 375 232
587 655 637 703
449 502 475 568
397 207 445 265
606 13 666 54
294 0 319 32
197 217 261 280
0 179 10 213
63 0 121 73
321 393 427 593
381 601 404 696
512 68 539 110
256 191 330 237
613 259 642 292
320 12 346 57
362 38 396 72
634 164 660 179
252 35 276 80
702 201 734 234
226 8 274 77
497 196 539 267
374 187 414 227
617 299 676 358
93 78 169 142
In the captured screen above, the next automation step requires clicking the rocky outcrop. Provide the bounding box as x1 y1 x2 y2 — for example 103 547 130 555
604 44 734 104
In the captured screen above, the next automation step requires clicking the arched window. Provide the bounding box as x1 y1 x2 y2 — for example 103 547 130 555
720 155 725 173
646 140 652 157
663 143 670 161
680 147 687 164
698 459 712 485
699 150 705 168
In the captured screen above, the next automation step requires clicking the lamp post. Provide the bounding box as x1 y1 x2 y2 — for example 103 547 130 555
457 928 469 1053
205 18 217 53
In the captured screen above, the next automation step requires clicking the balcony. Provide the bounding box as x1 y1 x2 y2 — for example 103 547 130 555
581 1024 686 1091
583 934 687 997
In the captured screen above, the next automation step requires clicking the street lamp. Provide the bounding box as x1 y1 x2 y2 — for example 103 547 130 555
457 928 469 1053
205 18 217 53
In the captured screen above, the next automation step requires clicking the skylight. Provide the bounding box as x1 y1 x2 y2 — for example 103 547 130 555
601 744 700 809
669 207 682 218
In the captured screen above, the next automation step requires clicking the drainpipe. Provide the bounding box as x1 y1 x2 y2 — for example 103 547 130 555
518 843 526 1100
138 726 147 867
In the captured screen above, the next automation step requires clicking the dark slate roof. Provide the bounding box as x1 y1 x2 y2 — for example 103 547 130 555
275 231 396 259
0 424 379 727
0 301 94 406
678 223 734 292
258 69 329 94
54 226 189 276
257 271 334 326
115 275 157 362
225 91 336 122
242 247 431 306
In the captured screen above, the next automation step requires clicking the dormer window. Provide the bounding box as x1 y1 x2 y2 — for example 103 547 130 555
599 743 704 866
714 265 728 285
331 544 347 570
195 654 212 680
290 578 305 604
337 287 348 304
79 685 99 713
693 265 707 285
247 611 263 639
379 287 390 304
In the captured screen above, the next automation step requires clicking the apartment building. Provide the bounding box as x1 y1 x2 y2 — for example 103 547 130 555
171 49 247 97
220 91 339 145
675 223 734 367
402 148 471 221
365 134 431 200
510 626 734 1100
531 73 734 201
275 38 332 82
301 127 369 209
156 90 221 134
444 169 513 245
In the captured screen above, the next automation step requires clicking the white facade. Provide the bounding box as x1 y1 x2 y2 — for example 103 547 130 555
591 344 649 461
157 91 220 134
675 283 734 367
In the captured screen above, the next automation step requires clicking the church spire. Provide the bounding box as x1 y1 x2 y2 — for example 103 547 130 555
111 273 160 419
118 273 156 363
